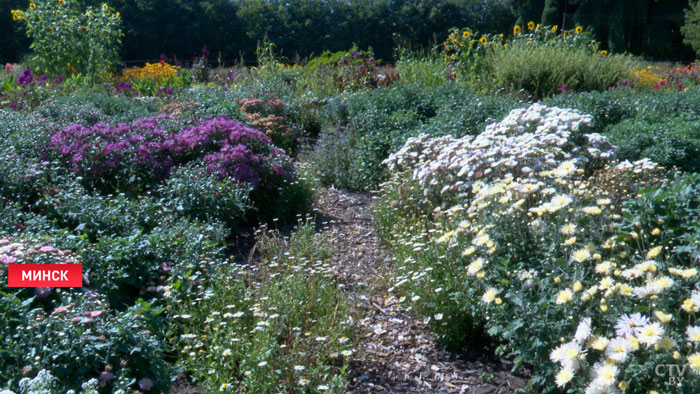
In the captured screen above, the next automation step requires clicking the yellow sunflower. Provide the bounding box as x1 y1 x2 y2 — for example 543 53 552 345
600 50 608 56
575 26 583 34
463 30 471 38
527 21 535 30
514 25 522 35
551 25 558 32
480 36 488 45
29 3 36 10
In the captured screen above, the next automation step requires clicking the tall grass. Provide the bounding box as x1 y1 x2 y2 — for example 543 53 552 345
484 44 635 98
395 48 449 87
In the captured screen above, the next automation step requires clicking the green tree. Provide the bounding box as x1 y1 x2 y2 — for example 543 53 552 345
683 0 700 55
1 0 30 63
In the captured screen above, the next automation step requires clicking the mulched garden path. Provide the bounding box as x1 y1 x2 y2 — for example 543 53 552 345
313 187 529 394
172 186 529 393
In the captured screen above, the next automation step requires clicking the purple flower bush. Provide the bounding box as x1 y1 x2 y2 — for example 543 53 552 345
50 114 294 193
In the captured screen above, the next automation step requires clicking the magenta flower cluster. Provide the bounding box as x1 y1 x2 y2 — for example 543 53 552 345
50 114 294 190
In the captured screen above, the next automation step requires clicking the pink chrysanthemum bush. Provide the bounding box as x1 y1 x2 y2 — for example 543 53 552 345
375 104 700 392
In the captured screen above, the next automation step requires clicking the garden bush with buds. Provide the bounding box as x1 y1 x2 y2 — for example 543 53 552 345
0 236 169 393
376 104 700 392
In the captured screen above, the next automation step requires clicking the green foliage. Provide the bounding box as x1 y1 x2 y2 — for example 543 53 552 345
512 0 693 59
303 47 396 92
159 164 251 231
606 116 700 172
313 84 519 190
543 89 700 129
12 0 123 78
485 43 633 98
33 91 159 126
395 48 449 88
683 0 700 56
170 220 354 393
0 238 170 393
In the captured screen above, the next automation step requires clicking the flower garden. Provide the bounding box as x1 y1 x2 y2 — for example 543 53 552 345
3 1 700 393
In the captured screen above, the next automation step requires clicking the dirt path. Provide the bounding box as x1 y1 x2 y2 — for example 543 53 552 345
313 187 528 394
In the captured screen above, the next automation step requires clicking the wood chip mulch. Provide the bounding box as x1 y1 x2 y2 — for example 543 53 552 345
314 187 529 394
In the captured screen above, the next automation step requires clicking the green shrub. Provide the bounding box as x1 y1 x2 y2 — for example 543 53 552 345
484 44 634 98
0 237 169 393
313 84 519 190
395 50 449 88
683 0 700 56
543 89 700 129
33 91 159 126
606 116 700 172
158 164 251 231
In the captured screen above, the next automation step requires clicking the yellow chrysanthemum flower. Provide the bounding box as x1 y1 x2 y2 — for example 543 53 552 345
555 289 574 304
688 353 700 372
682 299 698 313
572 248 591 263
646 246 663 259
655 311 672 324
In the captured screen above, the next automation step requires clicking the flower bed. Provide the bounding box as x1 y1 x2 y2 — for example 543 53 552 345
376 104 700 392
50 114 294 194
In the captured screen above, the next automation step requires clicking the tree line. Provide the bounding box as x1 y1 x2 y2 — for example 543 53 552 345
1 0 696 66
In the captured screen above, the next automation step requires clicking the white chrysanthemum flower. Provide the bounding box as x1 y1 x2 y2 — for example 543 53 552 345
555 367 575 387
592 362 619 388
574 317 592 343
615 313 650 338
467 257 487 275
605 337 630 363
482 288 499 304
636 322 665 347
572 248 591 263
687 326 700 342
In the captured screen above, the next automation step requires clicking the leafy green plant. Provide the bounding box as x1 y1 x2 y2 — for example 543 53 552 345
484 43 633 98
313 84 518 190
0 237 170 393
606 116 700 172
683 0 700 56
170 220 355 393
159 164 251 231
11 0 123 79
